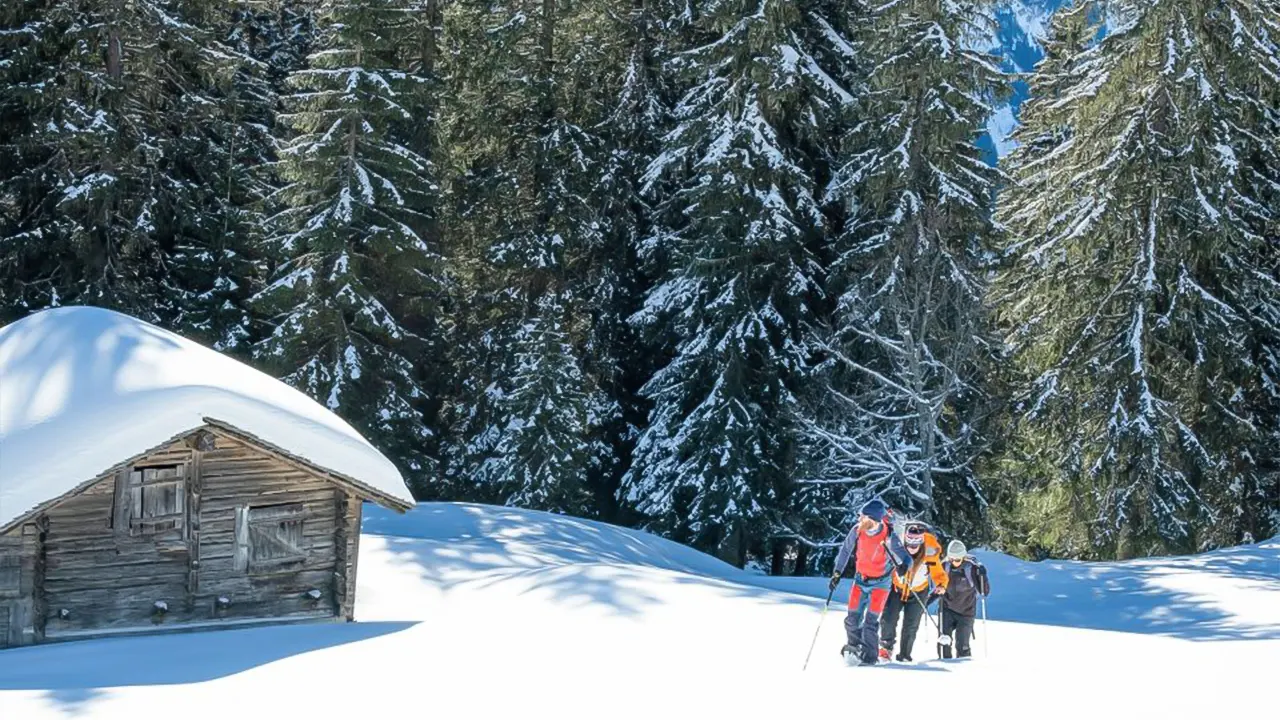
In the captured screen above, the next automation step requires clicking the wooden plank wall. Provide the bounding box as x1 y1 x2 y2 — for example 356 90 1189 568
0 530 22 647
42 442 196 636
197 434 339 621
0 519 46 647
36 434 342 641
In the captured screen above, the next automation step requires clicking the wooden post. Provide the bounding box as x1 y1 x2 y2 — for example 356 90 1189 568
19 516 48 645
186 447 204 612
346 501 362 621
332 492 362 622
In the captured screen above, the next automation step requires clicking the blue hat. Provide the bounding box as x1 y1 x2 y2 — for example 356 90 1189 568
859 498 887 522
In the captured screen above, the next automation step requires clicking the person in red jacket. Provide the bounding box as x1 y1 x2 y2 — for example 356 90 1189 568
828 499 910 665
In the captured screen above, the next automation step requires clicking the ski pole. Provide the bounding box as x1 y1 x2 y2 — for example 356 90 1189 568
912 590 944 638
803 585 837 671
934 604 951 656
981 595 988 658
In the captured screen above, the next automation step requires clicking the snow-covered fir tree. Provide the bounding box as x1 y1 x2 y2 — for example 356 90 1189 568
797 0 1009 543
0 0 57 323
993 0 1280 556
168 1 287 352
581 0 671 522
0 0 243 325
623 0 861 564
440 0 614 514
488 296 607 513
255 0 444 494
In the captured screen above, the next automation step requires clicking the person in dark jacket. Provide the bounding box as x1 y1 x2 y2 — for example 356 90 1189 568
828 499 911 666
937 540 989 658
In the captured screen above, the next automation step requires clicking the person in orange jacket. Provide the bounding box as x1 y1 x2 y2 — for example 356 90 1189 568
878 521 948 661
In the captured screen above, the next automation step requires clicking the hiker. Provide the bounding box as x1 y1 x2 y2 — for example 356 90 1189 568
879 521 948 662
828 499 910 665
937 539 989 659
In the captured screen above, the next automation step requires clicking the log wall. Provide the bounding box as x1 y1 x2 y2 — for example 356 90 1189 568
21 432 351 643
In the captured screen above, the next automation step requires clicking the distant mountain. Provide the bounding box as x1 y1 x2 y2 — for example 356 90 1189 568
975 0 1071 162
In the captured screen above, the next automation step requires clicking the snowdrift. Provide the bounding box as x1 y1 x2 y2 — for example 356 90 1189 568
0 503 1275 719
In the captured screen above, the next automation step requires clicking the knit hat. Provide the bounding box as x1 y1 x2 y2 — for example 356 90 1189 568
859 498 887 522
945 540 967 561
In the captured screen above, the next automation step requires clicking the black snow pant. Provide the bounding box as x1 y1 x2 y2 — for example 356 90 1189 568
879 589 925 657
939 609 975 659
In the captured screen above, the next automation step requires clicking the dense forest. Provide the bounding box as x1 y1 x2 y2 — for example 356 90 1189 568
1 0 1277 567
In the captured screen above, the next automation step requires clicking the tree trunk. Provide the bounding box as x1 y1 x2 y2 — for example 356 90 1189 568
106 28 123 80
770 541 786 576
793 543 809 576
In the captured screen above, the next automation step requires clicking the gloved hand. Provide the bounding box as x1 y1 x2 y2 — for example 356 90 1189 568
828 572 841 592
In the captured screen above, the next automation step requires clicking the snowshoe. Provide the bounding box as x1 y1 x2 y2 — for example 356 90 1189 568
841 645 864 666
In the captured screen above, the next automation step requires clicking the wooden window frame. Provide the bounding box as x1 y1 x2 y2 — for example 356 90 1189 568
235 503 309 574
113 463 188 538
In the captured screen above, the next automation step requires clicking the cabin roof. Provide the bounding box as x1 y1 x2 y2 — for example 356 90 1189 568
0 306 416 531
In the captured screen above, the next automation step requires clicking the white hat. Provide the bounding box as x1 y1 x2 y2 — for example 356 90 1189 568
945 540 967 561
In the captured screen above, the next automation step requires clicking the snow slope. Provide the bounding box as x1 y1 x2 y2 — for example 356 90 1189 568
1 503 1275 719
0 307 413 530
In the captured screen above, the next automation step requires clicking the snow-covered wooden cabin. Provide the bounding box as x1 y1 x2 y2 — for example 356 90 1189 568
0 307 415 648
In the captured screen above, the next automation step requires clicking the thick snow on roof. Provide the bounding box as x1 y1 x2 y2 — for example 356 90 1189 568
0 306 414 529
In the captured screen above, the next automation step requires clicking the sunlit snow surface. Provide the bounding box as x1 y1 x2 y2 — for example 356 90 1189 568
1 502 1274 719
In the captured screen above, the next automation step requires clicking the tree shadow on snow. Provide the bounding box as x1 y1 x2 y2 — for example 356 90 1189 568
363 505 1280 642
963 539 1280 642
366 504 820 619
0 621 417 705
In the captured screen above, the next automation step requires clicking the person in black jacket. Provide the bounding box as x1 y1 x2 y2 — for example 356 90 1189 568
937 540 989 659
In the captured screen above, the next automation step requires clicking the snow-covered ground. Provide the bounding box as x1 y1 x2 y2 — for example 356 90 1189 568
1 503 1276 719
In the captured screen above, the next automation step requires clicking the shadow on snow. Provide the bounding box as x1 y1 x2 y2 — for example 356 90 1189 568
365 503 819 619
0 621 417 708
368 503 1280 642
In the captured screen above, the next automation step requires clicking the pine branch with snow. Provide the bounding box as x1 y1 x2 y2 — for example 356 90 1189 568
256 0 445 492
993 0 1280 554
797 0 1008 542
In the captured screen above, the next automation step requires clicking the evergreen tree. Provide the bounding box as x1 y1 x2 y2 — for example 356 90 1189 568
583 0 670 522
0 0 241 324
168 1 284 352
255 0 444 494
490 296 605 512
798 0 1008 543
993 0 1280 556
0 0 59 322
440 0 613 515
623 0 859 564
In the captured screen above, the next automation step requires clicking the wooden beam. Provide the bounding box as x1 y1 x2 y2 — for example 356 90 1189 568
185 430 217 452
185 447 203 612
333 491 348 618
